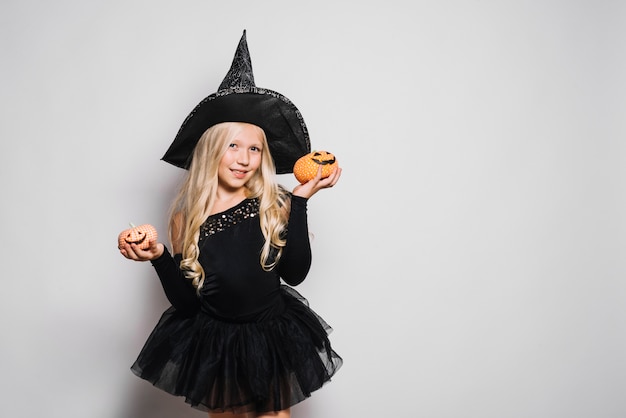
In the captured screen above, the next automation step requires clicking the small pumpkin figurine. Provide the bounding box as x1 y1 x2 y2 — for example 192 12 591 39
118 223 158 250
293 150 338 184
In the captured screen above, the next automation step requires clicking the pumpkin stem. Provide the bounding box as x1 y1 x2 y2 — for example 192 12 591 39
129 222 136 228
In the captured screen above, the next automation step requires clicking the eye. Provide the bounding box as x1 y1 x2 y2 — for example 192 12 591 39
250 146 262 152
229 143 238 149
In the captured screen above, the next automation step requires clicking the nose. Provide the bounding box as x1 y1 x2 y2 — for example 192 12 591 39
237 150 249 166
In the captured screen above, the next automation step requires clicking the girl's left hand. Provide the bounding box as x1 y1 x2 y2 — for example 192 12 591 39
292 164 342 199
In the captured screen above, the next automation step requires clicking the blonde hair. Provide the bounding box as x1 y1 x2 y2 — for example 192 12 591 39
168 122 290 291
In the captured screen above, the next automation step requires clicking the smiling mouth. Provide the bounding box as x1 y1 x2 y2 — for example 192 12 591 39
231 169 248 178
312 157 336 165
125 236 146 245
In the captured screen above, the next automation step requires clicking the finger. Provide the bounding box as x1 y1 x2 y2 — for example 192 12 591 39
299 167 323 192
121 243 139 260
147 238 160 251
131 244 153 261
133 240 163 261
328 167 342 186
317 167 340 189
312 164 324 182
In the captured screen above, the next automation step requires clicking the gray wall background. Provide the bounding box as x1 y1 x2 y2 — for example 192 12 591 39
1 1 625 417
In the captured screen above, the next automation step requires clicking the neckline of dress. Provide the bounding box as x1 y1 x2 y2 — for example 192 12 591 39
208 197 256 218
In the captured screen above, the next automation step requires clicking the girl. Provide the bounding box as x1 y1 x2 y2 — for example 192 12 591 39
119 31 342 418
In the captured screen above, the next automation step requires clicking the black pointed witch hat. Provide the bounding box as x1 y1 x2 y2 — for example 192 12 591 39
162 30 311 174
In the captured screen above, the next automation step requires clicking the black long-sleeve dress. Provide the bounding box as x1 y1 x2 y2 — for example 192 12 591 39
130 195 342 413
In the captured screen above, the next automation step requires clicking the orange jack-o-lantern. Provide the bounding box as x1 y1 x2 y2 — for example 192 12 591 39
293 151 338 184
118 223 157 250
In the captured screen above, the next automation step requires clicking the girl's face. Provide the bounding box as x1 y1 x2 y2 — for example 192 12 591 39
217 123 264 192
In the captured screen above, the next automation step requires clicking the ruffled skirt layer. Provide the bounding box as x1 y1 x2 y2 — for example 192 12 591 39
131 286 342 413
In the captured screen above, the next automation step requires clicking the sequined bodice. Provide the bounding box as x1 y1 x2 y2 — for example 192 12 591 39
200 198 260 238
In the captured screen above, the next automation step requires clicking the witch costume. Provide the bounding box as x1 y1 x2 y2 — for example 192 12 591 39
130 31 343 413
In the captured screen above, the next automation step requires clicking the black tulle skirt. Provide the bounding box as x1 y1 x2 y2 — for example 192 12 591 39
131 286 342 413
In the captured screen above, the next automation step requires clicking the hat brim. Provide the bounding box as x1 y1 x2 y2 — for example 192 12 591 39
162 87 311 174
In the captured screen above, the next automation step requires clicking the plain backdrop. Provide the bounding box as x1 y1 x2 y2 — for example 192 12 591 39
1 1 625 417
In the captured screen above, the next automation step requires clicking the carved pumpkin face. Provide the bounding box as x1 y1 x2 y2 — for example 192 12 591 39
118 223 158 250
293 151 338 184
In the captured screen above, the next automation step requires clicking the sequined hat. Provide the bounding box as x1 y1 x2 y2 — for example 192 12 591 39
162 30 311 174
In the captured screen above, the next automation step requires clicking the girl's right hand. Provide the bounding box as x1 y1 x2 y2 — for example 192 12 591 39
119 239 164 262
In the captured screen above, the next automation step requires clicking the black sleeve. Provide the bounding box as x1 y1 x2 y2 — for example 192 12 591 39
150 247 200 315
278 195 312 286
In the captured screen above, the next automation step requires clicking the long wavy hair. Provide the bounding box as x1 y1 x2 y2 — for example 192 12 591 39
167 122 290 292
